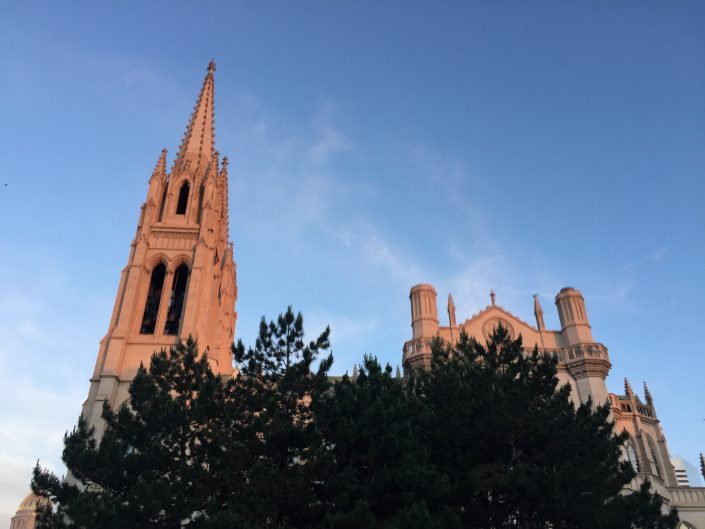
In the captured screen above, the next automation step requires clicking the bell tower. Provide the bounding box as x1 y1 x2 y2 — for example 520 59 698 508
82 62 237 436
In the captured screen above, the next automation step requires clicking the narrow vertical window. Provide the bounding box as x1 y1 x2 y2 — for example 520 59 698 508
197 184 205 223
164 264 189 335
625 441 640 472
158 187 168 221
648 439 662 479
140 263 166 334
176 181 190 215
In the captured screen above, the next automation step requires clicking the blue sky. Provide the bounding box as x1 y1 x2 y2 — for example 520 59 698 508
1 1 704 522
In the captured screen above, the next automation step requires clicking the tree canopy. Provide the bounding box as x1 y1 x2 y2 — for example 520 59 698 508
33 309 678 529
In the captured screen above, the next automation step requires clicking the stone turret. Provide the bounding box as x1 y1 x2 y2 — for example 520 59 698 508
555 287 609 406
555 287 593 344
410 284 439 339
403 284 440 371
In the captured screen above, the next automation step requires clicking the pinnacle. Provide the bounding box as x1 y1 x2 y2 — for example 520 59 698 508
175 61 216 171
643 381 653 405
533 294 545 330
624 377 634 397
151 148 167 180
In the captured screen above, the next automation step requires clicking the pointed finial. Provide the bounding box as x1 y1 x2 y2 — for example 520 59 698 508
700 453 705 481
352 364 358 381
643 382 653 406
150 148 168 182
490 290 496 306
175 61 217 171
533 294 545 331
395 365 401 379
447 293 457 327
624 377 634 398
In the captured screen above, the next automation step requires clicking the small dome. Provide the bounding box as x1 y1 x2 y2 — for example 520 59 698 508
16 492 48 513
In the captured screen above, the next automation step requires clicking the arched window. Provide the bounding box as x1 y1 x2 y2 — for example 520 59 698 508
176 181 189 215
625 441 640 472
140 263 166 334
164 264 189 335
648 438 662 479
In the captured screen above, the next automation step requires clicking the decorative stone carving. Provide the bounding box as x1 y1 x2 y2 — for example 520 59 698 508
482 316 515 341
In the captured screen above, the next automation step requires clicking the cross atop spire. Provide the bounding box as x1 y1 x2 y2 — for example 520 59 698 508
175 60 216 171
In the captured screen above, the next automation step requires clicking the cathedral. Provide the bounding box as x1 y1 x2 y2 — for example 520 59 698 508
404 284 705 528
8 63 705 528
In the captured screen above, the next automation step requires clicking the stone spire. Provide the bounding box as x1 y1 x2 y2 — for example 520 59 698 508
175 60 216 171
643 382 653 406
624 378 634 399
447 293 457 327
80 63 238 441
150 148 167 181
533 294 545 331
700 453 705 482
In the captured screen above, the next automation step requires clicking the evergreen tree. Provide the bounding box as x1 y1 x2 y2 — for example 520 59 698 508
32 337 244 529
32 313 678 529
225 307 333 528
33 308 333 529
313 355 446 528
411 325 678 529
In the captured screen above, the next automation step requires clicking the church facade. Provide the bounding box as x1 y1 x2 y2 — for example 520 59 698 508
404 284 705 528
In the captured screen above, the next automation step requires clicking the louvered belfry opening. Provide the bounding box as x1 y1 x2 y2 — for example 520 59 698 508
140 263 166 334
164 263 189 335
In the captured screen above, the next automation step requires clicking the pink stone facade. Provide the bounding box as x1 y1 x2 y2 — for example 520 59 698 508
404 283 705 527
81 62 237 437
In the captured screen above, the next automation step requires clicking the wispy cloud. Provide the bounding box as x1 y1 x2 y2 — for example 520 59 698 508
0 260 99 527
361 232 425 286
589 247 669 310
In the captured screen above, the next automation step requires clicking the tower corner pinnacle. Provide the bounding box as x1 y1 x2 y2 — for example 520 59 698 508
643 381 654 406
150 148 168 180
624 377 634 399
